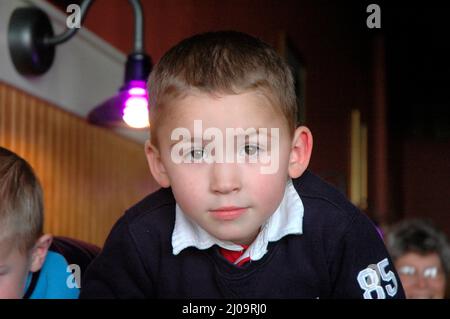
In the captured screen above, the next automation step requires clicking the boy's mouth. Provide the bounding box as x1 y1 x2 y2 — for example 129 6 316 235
209 206 247 221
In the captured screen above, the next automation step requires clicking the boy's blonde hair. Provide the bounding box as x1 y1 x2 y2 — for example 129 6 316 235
148 31 298 146
0 147 43 252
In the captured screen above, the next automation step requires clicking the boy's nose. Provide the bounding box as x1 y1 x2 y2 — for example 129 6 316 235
209 162 241 194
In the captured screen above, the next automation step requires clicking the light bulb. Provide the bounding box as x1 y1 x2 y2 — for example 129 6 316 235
122 95 149 128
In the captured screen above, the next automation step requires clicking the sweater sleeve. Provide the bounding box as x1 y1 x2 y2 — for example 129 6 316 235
328 213 406 299
79 214 155 298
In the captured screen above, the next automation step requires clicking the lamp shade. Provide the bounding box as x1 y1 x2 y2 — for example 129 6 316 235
87 52 152 129
87 80 150 129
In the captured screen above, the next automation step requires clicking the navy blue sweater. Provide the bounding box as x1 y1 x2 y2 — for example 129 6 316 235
80 171 405 299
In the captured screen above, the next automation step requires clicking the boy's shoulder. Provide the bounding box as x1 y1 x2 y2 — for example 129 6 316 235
293 170 371 236
294 170 357 213
128 186 175 215
120 186 176 234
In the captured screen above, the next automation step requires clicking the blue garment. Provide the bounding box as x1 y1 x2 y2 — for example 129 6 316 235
24 251 79 299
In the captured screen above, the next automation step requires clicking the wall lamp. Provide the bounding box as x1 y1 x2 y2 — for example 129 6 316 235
8 0 152 129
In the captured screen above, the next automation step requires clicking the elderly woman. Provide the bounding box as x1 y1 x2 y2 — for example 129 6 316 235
386 219 450 299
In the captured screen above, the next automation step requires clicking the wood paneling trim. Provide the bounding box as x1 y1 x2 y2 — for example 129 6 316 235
0 82 158 246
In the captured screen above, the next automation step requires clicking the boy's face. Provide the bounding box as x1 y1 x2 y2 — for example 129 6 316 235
147 91 311 245
0 241 31 299
0 234 52 299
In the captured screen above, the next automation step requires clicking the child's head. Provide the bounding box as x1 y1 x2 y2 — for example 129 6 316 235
0 147 52 298
145 31 313 245
148 31 298 146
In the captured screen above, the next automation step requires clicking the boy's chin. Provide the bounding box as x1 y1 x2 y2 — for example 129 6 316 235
212 231 257 246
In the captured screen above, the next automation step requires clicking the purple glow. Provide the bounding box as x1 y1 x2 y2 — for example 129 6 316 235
122 82 149 128
128 87 146 95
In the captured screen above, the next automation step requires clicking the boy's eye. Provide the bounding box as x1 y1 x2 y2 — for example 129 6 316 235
190 148 204 160
244 144 260 156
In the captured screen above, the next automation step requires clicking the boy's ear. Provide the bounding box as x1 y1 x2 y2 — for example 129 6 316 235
288 126 313 179
144 140 171 188
29 234 53 273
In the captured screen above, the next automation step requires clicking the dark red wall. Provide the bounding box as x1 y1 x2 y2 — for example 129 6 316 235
401 140 450 235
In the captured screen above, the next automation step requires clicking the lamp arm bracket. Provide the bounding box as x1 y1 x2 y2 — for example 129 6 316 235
43 0 94 46
44 0 145 53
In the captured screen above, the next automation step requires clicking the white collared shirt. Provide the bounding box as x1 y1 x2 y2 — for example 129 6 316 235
172 179 304 264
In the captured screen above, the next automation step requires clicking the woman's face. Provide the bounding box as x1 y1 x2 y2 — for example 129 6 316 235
395 252 447 299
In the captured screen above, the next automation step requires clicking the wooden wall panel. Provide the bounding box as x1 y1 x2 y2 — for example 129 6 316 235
0 82 159 247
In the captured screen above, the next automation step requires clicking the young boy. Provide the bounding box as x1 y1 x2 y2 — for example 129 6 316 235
80 31 405 299
0 147 99 298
